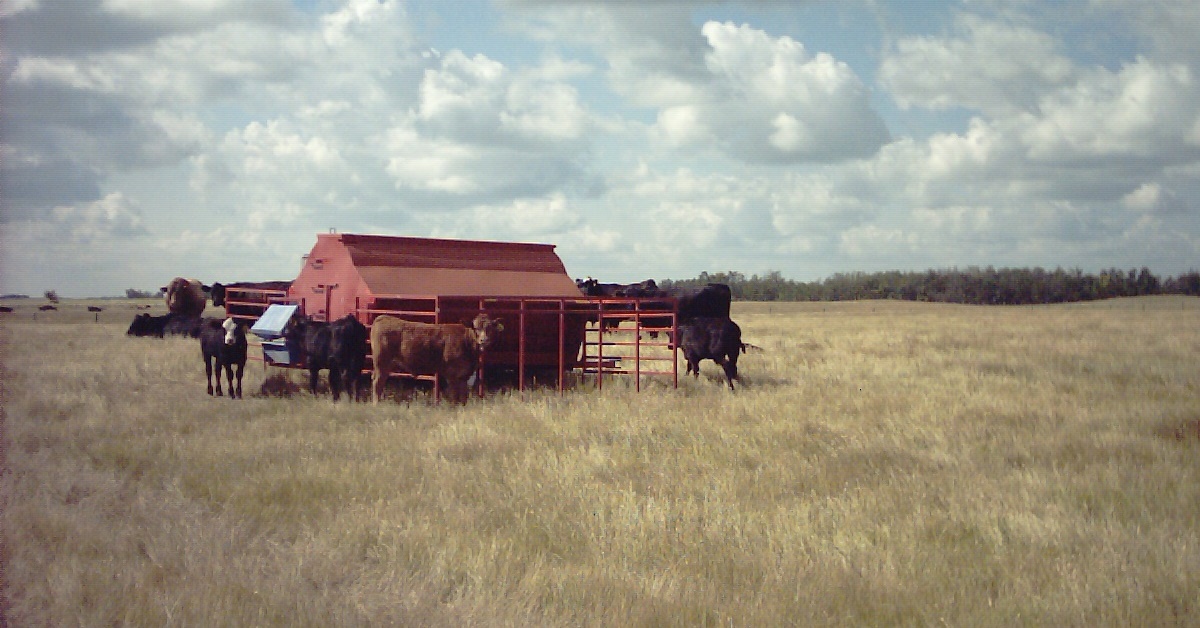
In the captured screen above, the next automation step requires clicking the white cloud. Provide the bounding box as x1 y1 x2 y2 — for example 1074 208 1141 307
417 51 591 146
881 15 1075 116
418 50 507 126
1021 58 1200 161
650 21 891 162
383 126 486 194
769 174 871 238
1092 0 1200 63
49 192 146 243
501 79 587 141
444 194 583 241
655 105 710 148
839 225 919 258
1122 182 1187 216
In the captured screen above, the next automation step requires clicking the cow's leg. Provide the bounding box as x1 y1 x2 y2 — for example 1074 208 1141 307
330 367 342 402
222 361 235 397
372 369 388 405
720 355 738 390
349 369 359 402
205 355 215 395
232 361 244 399
447 377 468 404
213 359 224 397
308 367 321 396
343 369 359 402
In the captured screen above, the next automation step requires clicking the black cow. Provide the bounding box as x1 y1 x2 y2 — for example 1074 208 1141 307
200 318 248 398
677 316 744 390
127 313 208 338
635 283 733 338
577 278 666 331
284 314 370 401
87 306 103 312
38 305 57 311
673 283 732 321
127 313 169 337
0 306 12 313
576 278 662 298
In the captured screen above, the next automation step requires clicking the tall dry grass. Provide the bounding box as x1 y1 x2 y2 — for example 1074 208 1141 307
2 297 1199 626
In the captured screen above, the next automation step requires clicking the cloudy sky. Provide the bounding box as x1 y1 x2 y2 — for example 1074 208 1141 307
3 0 1199 297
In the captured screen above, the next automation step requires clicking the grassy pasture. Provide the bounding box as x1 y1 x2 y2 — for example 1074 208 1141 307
2 297 1199 626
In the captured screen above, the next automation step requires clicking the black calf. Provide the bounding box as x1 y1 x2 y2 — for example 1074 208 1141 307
678 316 744 390
200 318 248 398
284 314 369 401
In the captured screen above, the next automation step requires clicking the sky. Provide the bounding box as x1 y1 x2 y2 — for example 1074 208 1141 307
2 0 1199 297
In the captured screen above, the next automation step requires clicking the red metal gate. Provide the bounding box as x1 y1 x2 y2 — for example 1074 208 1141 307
228 290 680 400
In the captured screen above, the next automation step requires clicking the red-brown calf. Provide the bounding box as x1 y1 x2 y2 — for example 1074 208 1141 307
370 313 503 404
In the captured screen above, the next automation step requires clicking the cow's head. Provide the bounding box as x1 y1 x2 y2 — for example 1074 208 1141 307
221 317 241 345
470 313 504 350
282 313 308 344
576 277 599 295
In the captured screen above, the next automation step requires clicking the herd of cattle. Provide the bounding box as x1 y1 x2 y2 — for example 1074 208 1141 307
121 277 751 402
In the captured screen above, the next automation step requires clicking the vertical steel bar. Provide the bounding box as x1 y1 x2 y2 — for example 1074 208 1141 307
518 299 527 393
558 299 566 395
596 300 604 390
634 303 642 392
433 296 441 402
672 306 679 389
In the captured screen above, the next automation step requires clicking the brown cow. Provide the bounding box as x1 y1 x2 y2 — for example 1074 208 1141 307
162 277 207 318
370 313 504 404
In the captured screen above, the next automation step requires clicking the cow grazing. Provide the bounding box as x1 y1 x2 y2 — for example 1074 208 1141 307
38 305 57 311
284 314 370 401
370 313 504 404
87 306 103 312
162 277 208 318
200 318 248 398
127 312 208 338
0 306 12 313
677 316 745 390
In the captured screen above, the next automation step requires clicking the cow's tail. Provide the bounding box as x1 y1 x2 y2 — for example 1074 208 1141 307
741 342 762 353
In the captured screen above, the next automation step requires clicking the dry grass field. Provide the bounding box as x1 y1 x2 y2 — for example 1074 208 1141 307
2 296 1199 626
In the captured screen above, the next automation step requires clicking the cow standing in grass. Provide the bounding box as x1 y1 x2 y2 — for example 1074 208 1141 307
200 318 248 399
370 313 504 404
284 314 370 402
677 316 745 390
162 277 207 318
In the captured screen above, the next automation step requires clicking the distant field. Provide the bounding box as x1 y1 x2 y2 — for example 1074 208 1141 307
3 297 1199 626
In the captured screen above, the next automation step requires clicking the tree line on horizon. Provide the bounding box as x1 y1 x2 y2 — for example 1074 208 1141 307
7 267 1197 306
659 266 1200 305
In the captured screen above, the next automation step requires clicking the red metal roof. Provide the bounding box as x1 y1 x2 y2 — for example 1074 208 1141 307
336 233 582 297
